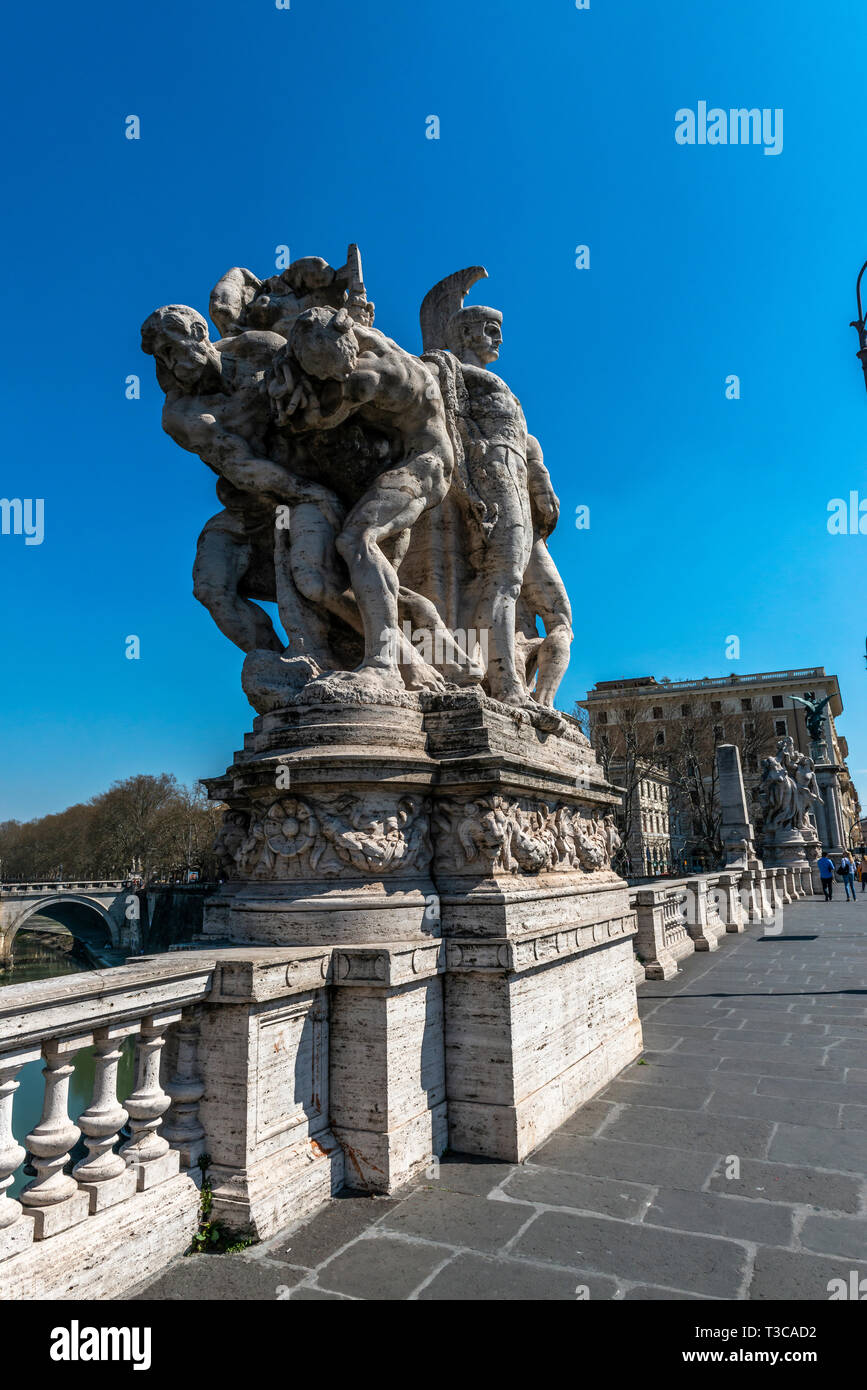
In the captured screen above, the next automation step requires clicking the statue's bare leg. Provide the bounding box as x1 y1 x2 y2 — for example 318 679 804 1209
335 456 447 689
290 501 445 690
521 538 573 706
384 528 479 683
462 454 533 705
272 526 342 670
397 587 485 684
193 514 282 653
288 502 361 635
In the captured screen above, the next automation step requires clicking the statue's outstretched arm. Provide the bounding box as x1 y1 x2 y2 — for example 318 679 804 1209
164 399 344 528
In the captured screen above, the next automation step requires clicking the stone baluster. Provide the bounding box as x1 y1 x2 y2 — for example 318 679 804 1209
718 871 744 933
685 878 717 952
0 1046 40 1257
73 1025 138 1212
162 1011 206 1167
757 870 772 922
20 1035 92 1239
120 1011 181 1190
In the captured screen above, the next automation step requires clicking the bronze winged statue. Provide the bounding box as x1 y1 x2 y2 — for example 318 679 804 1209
790 691 833 744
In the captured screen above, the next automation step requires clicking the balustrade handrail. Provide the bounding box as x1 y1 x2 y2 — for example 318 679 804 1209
0 953 216 1053
587 667 825 697
628 867 754 901
0 880 128 893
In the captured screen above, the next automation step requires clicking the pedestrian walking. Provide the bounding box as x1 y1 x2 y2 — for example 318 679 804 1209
860 850 867 895
818 852 836 901
839 852 858 902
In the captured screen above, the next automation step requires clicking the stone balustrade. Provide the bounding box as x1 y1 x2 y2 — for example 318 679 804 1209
0 861 820 1298
0 955 215 1296
0 945 367 1300
0 881 127 894
629 864 814 980
0 960 213 1227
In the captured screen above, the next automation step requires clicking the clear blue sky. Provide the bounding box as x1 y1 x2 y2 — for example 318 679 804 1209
1 0 866 822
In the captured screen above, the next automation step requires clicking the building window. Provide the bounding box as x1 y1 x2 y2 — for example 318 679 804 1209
772 695 784 709
655 731 665 748
652 706 663 720
714 724 724 742
711 700 722 714
747 752 758 772
744 721 755 739
775 719 787 737
681 704 691 718
741 698 752 711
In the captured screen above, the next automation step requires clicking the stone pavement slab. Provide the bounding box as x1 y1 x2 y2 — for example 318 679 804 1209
128 900 867 1302
415 1250 606 1301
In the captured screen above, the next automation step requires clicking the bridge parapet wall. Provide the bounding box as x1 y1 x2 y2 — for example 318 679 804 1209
0 881 127 894
0 947 352 1299
0 866 818 1299
629 864 813 980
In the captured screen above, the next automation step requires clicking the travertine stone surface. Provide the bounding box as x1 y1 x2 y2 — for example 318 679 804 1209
330 968 447 1191
446 934 641 1161
718 871 747 932
0 1174 199 1301
197 951 343 1239
684 876 726 952
198 691 641 1170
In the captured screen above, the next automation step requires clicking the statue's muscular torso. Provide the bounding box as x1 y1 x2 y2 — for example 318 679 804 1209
460 364 529 456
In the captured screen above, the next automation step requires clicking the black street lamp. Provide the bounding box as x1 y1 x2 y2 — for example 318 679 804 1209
850 259 867 394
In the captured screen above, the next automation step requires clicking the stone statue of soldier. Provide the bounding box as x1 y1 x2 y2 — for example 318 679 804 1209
418 269 573 709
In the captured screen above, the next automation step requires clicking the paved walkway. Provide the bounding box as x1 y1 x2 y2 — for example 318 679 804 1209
131 899 867 1301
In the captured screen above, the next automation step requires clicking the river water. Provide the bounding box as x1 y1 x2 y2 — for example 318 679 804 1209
2 930 134 1198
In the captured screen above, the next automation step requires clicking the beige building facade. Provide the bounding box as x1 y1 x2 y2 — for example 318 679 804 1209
580 666 862 864
607 759 686 878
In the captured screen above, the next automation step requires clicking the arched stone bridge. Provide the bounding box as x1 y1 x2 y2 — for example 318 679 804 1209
0 880 137 964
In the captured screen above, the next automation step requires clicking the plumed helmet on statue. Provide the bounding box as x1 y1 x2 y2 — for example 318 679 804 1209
419 265 489 353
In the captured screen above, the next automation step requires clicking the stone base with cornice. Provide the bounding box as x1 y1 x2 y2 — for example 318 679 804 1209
202 690 643 1178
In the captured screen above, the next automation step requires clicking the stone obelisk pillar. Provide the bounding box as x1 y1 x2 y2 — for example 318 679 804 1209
715 744 758 869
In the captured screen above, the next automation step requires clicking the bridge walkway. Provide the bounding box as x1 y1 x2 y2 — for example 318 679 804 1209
130 899 867 1302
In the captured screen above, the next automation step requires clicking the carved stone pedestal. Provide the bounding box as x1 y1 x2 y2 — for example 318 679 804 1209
761 827 810 871
203 689 642 1182
425 693 642 1161
204 693 438 947
804 840 823 894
